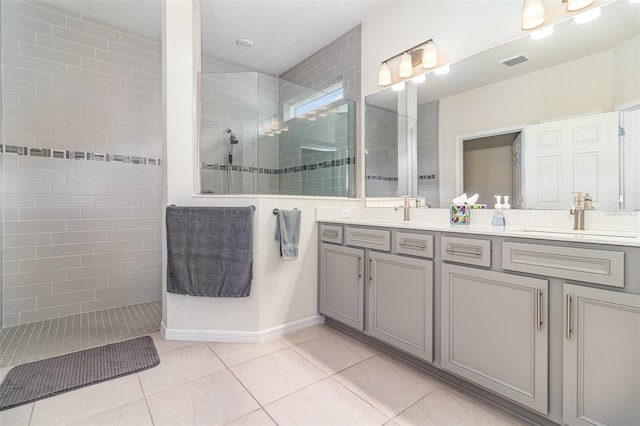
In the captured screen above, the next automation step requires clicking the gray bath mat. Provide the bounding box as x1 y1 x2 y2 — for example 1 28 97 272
0 336 159 411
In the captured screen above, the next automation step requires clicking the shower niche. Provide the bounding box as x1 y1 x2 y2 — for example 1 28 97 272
199 72 355 197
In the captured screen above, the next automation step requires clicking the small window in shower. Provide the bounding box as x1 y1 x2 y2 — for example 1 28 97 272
288 82 343 119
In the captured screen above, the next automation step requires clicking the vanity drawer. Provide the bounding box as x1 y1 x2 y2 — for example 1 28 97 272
319 224 343 244
396 232 434 258
345 227 391 251
502 242 624 287
441 236 491 267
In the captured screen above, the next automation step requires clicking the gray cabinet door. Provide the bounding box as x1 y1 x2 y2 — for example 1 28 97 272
441 263 548 414
563 284 640 426
319 243 364 331
368 252 433 362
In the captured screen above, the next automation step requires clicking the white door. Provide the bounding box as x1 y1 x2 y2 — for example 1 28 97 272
523 112 619 209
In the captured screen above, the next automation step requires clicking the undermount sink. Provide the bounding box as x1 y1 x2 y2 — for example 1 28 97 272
516 228 639 239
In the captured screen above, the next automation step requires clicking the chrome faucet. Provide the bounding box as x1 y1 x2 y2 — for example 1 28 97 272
395 197 411 221
570 192 593 230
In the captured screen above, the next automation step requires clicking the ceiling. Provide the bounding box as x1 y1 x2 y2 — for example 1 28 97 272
46 0 388 76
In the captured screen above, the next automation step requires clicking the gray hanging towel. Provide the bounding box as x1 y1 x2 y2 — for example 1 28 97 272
275 209 301 260
166 206 255 297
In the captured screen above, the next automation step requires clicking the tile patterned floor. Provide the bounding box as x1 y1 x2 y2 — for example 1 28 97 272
0 320 528 426
0 301 161 368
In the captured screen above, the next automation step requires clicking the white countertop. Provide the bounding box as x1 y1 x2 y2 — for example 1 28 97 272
316 208 640 247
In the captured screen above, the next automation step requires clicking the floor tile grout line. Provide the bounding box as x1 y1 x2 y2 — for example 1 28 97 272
326 374 392 422
0 301 161 367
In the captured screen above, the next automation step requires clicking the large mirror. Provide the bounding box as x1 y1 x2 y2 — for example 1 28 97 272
365 0 640 209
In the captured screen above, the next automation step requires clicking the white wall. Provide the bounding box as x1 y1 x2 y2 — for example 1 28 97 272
613 34 640 108
438 49 616 207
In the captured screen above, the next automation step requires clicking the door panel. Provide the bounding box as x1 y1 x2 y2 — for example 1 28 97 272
524 112 619 209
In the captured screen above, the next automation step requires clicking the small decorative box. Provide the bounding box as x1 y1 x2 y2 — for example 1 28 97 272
469 204 487 209
450 204 470 225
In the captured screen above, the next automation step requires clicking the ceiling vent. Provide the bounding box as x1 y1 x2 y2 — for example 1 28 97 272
500 53 530 67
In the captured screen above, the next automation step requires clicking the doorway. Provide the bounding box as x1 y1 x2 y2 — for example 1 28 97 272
456 129 522 208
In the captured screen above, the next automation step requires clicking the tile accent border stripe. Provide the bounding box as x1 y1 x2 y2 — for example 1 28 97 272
365 174 437 181
201 156 356 175
1 145 162 166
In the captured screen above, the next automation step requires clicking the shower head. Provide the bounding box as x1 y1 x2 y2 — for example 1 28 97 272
224 128 238 145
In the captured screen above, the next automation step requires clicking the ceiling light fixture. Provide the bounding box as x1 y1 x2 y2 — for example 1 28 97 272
574 7 601 23
521 0 545 30
377 39 439 86
235 38 253 49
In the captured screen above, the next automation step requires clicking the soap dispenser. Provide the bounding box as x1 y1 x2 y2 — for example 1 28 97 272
492 196 506 229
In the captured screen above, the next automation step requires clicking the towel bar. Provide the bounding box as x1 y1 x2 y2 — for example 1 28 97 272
273 208 299 216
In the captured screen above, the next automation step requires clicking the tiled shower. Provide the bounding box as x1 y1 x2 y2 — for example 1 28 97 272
0 1 163 327
199 71 355 196
0 1 363 328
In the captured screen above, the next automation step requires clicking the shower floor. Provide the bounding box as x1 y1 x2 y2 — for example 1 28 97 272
0 301 161 368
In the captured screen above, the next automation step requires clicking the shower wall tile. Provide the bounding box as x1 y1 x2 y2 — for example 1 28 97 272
1 0 162 325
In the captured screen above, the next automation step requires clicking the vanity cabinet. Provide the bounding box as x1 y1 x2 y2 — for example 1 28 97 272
368 251 433 362
319 225 434 361
440 263 548 414
319 243 364 331
562 284 640 426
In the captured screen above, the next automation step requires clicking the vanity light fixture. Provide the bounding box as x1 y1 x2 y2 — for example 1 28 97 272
523 0 599 33
574 7 601 23
565 0 595 12
378 62 392 86
377 39 439 86
398 52 414 78
530 25 554 40
421 40 438 69
521 0 545 30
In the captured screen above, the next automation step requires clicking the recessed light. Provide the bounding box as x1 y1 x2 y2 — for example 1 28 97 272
236 38 253 49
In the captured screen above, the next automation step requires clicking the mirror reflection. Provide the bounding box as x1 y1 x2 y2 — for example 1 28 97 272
365 0 640 209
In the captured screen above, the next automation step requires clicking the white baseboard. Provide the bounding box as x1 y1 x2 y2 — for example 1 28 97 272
161 314 325 343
